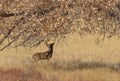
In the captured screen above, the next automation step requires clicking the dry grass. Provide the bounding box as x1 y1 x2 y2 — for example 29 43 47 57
0 67 120 81
0 33 120 81
0 68 44 81
16 62 120 81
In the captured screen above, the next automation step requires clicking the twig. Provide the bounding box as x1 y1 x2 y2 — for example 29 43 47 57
15 34 32 47
0 32 22 51
0 17 24 45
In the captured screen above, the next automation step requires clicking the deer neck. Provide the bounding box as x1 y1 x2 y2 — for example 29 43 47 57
49 46 53 54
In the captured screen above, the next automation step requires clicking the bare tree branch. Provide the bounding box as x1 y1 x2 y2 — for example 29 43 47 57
0 17 24 45
15 34 33 47
0 31 22 51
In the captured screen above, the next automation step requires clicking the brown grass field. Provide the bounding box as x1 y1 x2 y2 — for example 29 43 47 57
0 33 120 81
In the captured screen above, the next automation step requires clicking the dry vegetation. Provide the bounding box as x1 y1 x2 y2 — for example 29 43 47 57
0 68 44 81
0 0 119 50
0 0 120 81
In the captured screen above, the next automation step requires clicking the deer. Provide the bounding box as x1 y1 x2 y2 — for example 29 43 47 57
32 42 55 62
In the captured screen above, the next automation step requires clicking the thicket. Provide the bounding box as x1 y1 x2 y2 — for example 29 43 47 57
0 0 119 51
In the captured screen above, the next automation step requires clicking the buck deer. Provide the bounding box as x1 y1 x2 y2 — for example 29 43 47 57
32 42 55 62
